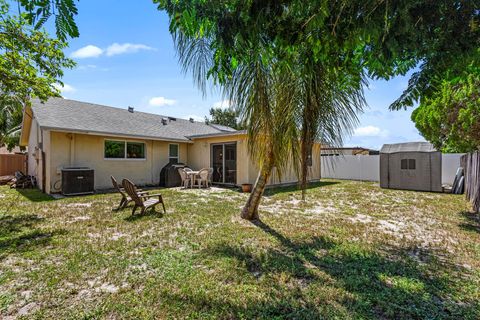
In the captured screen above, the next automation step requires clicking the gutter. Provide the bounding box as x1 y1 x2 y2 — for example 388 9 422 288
187 130 247 139
40 126 193 144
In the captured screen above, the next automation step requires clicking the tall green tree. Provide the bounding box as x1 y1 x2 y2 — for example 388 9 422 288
206 107 241 129
412 70 480 153
156 0 479 220
0 0 79 149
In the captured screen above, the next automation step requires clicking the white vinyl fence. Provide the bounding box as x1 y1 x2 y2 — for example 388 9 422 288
321 155 380 181
321 153 464 185
442 153 464 185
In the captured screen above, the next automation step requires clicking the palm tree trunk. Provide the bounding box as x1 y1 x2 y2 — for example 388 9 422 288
300 139 311 201
241 157 274 220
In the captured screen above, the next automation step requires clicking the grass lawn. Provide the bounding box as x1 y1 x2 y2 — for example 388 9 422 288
0 180 479 319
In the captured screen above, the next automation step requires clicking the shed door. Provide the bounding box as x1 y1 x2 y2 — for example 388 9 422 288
388 153 431 191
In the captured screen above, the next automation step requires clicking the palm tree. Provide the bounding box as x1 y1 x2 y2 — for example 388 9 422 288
227 60 301 220
293 60 366 201
170 23 365 221
0 94 23 150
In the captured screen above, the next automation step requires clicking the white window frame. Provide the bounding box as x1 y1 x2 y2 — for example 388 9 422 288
104 139 147 161
168 143 179 163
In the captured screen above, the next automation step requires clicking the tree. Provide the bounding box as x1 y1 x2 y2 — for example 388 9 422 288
156 0 479 220
0 96 23 150
206 107 241 129
0 0 79 149
412 71 480 153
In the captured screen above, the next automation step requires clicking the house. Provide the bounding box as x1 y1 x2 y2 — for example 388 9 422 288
19 98 322 193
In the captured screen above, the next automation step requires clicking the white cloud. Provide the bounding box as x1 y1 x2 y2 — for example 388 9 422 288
212 100 231 109
71 43 154 59
105 43 154 56
76 64 97 70
148 96 176 107
354 125 384 137
53 83 76 93
70 45 103 59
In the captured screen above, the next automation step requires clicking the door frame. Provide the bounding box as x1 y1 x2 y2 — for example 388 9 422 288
210 142 237 185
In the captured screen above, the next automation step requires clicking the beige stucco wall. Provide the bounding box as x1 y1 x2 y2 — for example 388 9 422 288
27 118 43 190
189 135 322 186
187 134 253 185
35 130 321 193
260 143 322 186
48 131 189 192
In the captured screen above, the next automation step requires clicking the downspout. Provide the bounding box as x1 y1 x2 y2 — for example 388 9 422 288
69 133 75 167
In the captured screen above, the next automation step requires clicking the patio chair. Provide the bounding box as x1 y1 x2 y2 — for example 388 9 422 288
178 168 191 188
122 179 166 215
193 168 209 188
111 176 147 210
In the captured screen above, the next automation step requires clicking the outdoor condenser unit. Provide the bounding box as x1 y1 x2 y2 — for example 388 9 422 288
61 167 94 195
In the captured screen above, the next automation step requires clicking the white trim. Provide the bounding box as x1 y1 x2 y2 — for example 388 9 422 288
103 138 147 160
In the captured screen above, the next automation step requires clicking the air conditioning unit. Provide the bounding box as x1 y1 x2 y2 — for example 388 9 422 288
61 167 94 195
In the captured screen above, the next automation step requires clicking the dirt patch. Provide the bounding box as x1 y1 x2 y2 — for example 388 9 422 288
65 203 92 208
348 214 374 224
67 215 91 223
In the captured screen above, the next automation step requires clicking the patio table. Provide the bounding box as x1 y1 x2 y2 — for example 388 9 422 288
185 171 200 188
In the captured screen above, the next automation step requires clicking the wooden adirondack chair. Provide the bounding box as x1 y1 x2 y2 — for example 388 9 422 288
111 176 147 210
122 179 166 215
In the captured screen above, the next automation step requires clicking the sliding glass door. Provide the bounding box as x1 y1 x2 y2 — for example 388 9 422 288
211 143 237 185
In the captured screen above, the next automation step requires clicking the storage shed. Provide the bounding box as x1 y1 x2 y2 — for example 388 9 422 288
380 142 442 192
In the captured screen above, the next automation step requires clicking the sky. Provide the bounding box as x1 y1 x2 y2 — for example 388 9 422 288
52 0 425 150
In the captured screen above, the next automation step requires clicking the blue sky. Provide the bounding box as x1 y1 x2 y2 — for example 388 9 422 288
54 0 424 150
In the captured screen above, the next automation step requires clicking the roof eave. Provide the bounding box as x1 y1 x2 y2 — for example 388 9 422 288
41 126 193 144
187 130 247 139
19 105 33 147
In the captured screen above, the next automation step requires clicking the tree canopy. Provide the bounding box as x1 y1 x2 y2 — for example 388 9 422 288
412 70 480 153
206 107 242 129
157 0 479 108
0 0 79 149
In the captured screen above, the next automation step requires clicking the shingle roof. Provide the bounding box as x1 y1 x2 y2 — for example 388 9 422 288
31 98 237 142
380 142 438 154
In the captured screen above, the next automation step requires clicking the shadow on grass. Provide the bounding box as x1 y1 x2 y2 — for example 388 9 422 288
0 214 65 260
187 220 479 319
264 180 340 197
458 211 480 234
123 209 165 222
16 188 54 202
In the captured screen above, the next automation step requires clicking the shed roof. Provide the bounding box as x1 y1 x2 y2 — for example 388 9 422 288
30 98 237 142
380 142 438 154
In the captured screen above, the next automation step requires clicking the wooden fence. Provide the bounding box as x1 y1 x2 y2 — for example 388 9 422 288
461 151 480 213
0 154 27 176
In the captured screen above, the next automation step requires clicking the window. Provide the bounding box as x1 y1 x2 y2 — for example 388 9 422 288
408 159 416 170
401 158 416 170
127 142 145 159
105 140 145 159
105 140 125 159
169 144 179 163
